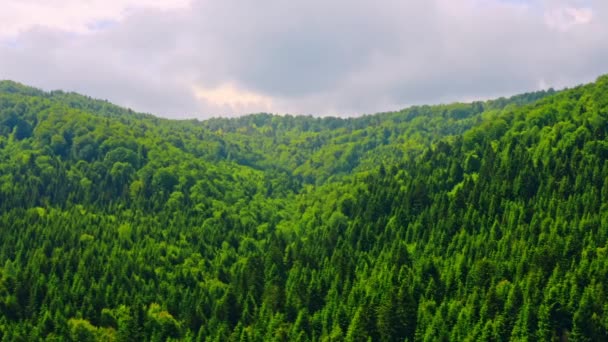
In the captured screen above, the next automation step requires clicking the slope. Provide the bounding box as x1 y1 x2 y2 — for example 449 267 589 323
0 76 605 341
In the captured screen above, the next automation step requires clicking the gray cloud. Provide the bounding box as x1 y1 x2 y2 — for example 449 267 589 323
1 0 607 118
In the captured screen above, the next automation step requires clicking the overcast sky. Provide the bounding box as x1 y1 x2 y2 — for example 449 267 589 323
0 0 606 118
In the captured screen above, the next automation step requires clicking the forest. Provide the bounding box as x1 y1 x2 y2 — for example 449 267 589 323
0 75 607 341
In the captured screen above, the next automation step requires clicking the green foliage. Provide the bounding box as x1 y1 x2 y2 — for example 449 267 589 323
0 77 607 341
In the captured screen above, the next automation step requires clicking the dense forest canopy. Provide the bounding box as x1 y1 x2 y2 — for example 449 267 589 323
0 76 607 341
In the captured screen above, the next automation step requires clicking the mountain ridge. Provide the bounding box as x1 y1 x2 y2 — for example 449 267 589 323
0 78 559 122
0 74 607 340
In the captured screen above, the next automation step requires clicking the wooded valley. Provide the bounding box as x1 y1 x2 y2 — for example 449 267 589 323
0 76 607 341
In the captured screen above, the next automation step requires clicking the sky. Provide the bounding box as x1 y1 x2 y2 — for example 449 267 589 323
0 0 606 119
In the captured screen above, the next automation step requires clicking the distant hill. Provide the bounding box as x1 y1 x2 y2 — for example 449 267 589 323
0 76 606 340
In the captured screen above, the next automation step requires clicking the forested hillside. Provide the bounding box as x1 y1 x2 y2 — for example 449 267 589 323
0 76 607 341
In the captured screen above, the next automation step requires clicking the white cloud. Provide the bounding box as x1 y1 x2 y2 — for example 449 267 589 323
193 83 274 116
0 0 191 37
0 0 607 118
544 6 593 31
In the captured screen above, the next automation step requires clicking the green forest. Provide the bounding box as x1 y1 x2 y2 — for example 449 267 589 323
0 75 607 341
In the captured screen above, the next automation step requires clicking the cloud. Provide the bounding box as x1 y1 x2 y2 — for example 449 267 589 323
193 83 274 116
0 0 607 118
0 0 190 37
544 6 593 31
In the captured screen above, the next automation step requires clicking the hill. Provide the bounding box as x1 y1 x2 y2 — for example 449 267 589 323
0 76 606 340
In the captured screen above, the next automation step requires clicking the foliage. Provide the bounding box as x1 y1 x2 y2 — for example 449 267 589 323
0 76 607 340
